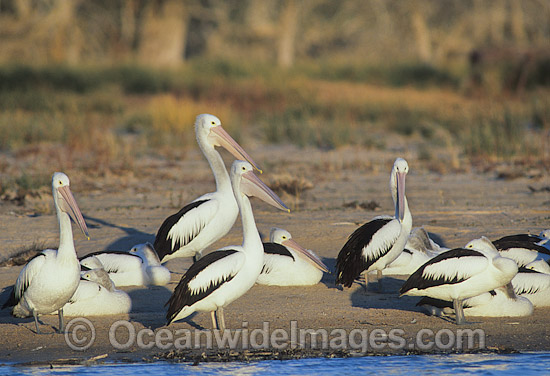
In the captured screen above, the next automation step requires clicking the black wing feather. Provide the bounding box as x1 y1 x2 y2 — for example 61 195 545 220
400 248 484 294
263 243 295 261
166 249 238 324
154 199 209 262
494 234 544 245
493 239 550 255
335 218 392 287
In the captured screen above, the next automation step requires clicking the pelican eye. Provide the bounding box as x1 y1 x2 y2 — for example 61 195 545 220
211 121 216 125
242 166 246 171
59 180 63 185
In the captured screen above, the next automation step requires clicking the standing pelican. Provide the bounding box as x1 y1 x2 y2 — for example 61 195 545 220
336 158 412 290
154 114 261 263
2 172 89 333
166 161 289 330
400 237 518 325
256 227 329 286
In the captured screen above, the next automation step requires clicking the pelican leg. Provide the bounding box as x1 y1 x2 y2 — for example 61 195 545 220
58 308 65 333
216 307 226 332
362 273 368 292
32 311 41 334
377 270 384 293
211 311 218 330
453 299 466 325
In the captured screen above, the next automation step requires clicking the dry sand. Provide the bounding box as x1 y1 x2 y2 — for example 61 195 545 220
0 145 549 365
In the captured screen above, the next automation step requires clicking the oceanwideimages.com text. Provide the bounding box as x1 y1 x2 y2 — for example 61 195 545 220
65 318 485 352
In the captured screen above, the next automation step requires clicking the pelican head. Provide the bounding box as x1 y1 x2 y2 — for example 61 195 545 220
389 158 409 221
231 160 289 212
81 268 115 291
80 255 104 271
195 114 262 173
52 172 89 239
270 227 329 272
465 236 500 256
130 242 161 265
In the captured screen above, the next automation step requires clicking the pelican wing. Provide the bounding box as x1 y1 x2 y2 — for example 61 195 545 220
166 249 244 324
11 251 52 306
154 198 217 261
513 268 550 295
80 251 142 273
400 248 487 294
261 243 294 275
493 239 550 255
336 218 396 287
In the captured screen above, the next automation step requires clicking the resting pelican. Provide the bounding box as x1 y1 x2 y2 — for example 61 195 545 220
63 268 132 316
382 227 447 276
512 260 550 307
493 235 550 267
2 172 89 333
166 160 289 330
154 114 261 263
80 243 171 286
400 237 518 325
494 230 550 249
256 227 329 286
417 287 533 318
336 158 412 290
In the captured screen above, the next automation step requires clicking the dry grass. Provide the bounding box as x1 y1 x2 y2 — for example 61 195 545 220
0 62 548 192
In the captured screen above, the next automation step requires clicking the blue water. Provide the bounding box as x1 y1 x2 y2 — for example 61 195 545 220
2 353 550 375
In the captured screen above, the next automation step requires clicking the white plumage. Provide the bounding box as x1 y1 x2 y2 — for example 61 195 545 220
62 268 132 316
80 243 171 287
2 172 89 333
512 260 550 307
256 227 329 286
400 237 518 324
383 227 446 276
153 114 261 263
336 158 412 290
417 286 533 318
166 160 289 330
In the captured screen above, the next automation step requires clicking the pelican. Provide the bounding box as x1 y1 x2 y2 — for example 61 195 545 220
80 243 171 286
336 158 412 290
62 268 132 316
399 237 518 325
382 227 447 276
512 260 550 307
166 160 289 331
256 227 329 286
2 172 89 333
417 287 533 318
494 230 550 249
492 236 550 267
154 114 261 263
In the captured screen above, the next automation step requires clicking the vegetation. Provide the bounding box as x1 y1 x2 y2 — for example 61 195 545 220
0 1 549 195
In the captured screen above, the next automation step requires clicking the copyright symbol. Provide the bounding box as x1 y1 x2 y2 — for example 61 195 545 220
64 317 96 351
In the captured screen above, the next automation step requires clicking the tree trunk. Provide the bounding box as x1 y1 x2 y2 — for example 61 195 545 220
136 0 188 67
277 0 300 68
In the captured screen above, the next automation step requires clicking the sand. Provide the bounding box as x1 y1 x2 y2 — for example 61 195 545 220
0 145 549 365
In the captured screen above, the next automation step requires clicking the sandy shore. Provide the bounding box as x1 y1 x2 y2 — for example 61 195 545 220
0 146 549 365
